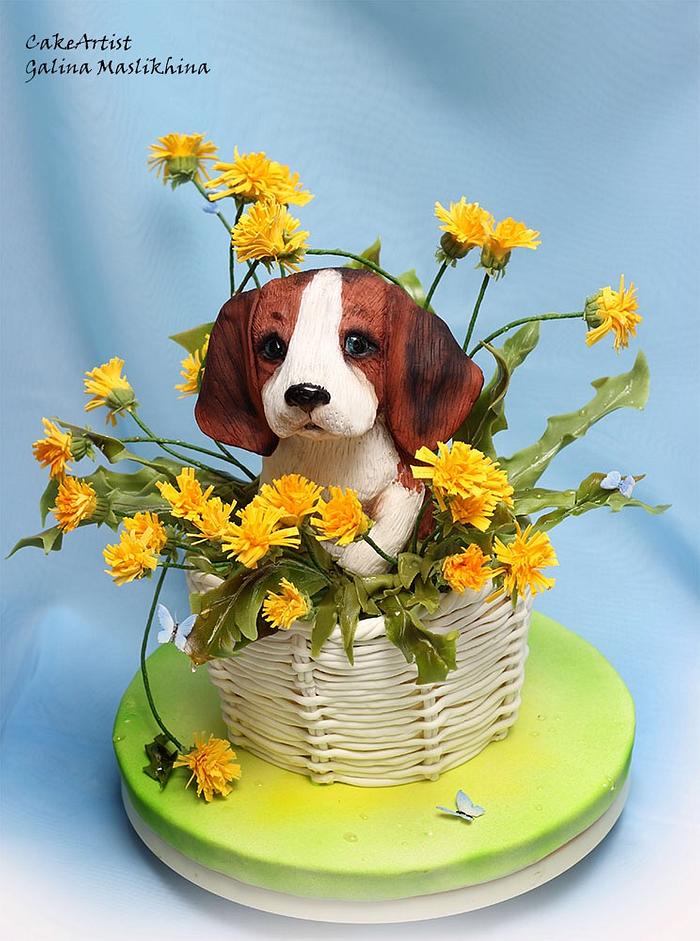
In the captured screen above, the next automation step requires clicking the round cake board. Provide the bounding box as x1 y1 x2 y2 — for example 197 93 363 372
114 614 634 923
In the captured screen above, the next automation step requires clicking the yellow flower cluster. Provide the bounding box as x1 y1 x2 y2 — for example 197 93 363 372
493 524 558 597
412 441 513 531
256 474 323 525
175 335 209 397
84 357 136 425
157 467 214 522
441 544 492 593
232 200 309 272
33 418 73 480
174 733 241 802
311 486 371 546
222 502 301 569
148 133 218 187
103 512 167 585
585 275 642 352
435 198 540 276
205 147 312 206
52 477 97 532
262 577 311 630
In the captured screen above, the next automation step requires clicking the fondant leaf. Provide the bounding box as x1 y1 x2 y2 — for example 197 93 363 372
397 269 432 310
382 593 457 684
535 471 669 530
311 585 341 658
143 734 178 789
344 238 381 269
7 525 64 557
397 552 423 589
170 321 214 354
500 351 650 490
339 580 361 665
39 478 59 526
456 323 540 457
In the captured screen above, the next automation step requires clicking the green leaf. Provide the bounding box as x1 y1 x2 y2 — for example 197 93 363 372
57 423 136 464
381 594 457 684
39 478 59 526
500 351 650 490
397 552 423 590
311 585 341 657
142 734 178 789
397 269 432 310
344 238 382 269
353 575 382 616
408 577 441 614
514 487 576 516
170 321 214 354
339 581 361 665
185 569 254 663
8 525 64 557
456 323 540 456
535 471 669 530
233 570 277 641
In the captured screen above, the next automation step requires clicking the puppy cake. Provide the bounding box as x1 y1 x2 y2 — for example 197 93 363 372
15 135 665 916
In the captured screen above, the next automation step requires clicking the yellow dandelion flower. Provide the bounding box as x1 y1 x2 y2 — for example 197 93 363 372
222 501 300 569
84 357 136 425
585 276 642 351
262 577 311 630
191 496 236 543
32 418 73 480
103 530 159 585
442 545 493 593
147 133 218 187
122 511 168 553
51 477 97 532
175 334 209 397
434 199 494 259
174 734 241 802
156 468 214 522
480 217 540 277
492 524 558 598
412 442 513 530
256 474 324 526
204 147 313 206
311 486 371 546
231 200 309 272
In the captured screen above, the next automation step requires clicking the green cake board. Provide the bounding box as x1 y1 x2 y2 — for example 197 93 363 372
114 613 634 919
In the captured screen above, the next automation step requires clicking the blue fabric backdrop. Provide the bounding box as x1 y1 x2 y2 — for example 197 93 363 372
1 1 698 938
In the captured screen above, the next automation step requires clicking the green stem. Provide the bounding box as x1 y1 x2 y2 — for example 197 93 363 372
279 262 286 278
411 497 433 553
192 179 232 233
463 273 491 352
127 412 226 476
236 260 260 294
157 562 197 571
469 311 584 357
306 249 404 288
250 266 262 289
214 440 257 480
121 435 247 469
362 534 398 567
424 260 449 309
140 560 183 750
299 532 330 579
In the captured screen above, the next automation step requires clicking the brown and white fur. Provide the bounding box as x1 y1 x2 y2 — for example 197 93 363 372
196 268 483 576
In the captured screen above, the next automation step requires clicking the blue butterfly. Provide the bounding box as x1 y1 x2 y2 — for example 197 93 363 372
201 200 218 214
436 789 485 822
601 470 636 499
156 603 196 653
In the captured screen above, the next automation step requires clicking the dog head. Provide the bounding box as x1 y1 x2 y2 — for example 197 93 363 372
195 268 483 457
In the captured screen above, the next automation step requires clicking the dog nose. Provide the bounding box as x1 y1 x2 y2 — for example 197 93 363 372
284 383 331 412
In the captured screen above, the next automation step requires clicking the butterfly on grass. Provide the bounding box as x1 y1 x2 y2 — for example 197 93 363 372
436 789 485 822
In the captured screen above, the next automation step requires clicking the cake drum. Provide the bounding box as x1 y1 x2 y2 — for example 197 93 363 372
115 614 634 923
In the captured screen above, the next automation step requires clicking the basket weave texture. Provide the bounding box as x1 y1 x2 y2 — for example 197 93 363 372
190 574 531 787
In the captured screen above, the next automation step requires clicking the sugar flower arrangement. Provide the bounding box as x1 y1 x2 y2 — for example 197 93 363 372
14 132 666 800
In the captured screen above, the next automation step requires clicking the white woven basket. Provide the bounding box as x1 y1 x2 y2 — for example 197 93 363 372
188 573 531 787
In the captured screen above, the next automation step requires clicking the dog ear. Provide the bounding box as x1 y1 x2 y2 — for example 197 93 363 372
384 284 483 456
195 290 279 456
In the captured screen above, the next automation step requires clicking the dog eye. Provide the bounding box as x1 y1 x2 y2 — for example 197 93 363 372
259 333 287 362
344 332 377 358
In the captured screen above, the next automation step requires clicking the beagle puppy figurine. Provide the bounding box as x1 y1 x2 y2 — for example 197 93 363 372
196 268 483 576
